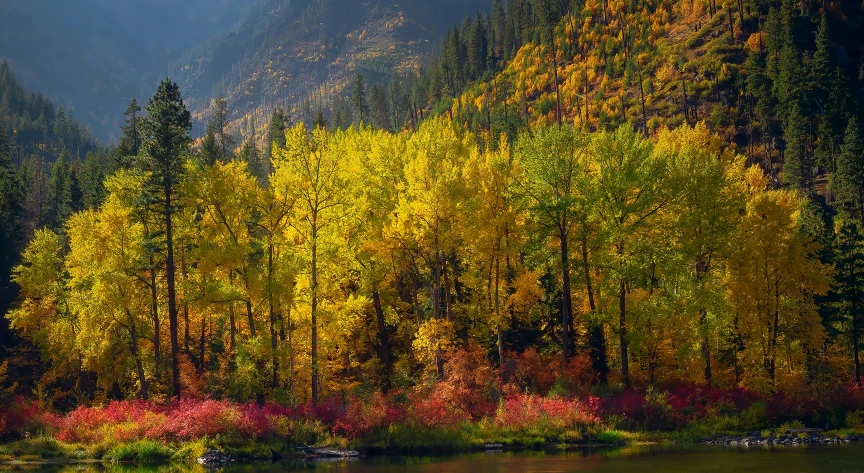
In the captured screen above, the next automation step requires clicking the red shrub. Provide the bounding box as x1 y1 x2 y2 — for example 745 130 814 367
332 393 404 438
495 394 600 431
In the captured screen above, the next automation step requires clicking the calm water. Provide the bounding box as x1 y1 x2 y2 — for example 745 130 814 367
16 445 864 473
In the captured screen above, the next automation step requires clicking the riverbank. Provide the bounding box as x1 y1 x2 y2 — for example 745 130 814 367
2 424 864 465
2 384 864 465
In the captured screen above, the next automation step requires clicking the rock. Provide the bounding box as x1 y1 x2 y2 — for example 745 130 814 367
197 449 233 468
301 447 360 458
483 443 504 450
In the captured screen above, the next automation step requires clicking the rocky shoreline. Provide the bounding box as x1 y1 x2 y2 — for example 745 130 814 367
700 430 863 447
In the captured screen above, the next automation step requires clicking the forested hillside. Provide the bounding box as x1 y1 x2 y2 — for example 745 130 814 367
170 0 490 136
0 62 110 374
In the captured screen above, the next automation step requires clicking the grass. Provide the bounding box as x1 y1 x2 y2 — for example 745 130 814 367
105 441 173 464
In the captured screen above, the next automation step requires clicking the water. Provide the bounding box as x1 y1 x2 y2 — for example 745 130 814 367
21 445 864 473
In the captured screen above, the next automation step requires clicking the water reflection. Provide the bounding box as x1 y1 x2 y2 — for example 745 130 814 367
4 444 864 473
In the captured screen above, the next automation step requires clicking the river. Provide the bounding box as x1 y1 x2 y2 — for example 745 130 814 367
22 445 864 473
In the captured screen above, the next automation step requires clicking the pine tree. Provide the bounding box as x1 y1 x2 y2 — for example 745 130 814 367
835 221 864 386
0 126 22 298
836 117 864 223
200 125 220 167
115 99 142 171
369 85 390 131
781 101 812 192
350 73 370 125
48 149 73 229
466 15 487 81
266 107 286 158
313 108 328 130
491 0 505 62
210 97 235 161
138 78 192 398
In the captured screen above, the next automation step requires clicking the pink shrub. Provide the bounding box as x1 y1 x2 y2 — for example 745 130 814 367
333 393 404 438
496 394 600 431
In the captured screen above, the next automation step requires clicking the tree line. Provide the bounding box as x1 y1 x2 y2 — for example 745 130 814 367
3 73 862 407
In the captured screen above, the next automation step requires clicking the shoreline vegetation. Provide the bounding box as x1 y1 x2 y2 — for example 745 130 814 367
2 385 864 465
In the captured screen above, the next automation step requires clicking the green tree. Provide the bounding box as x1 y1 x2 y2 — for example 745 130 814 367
781 101 812 192
210 97 235 162
350 73 370 125
836 117 864 223
0 126 22 306
115 99 142 171
369 85 390 131
138 78 192 398
592 126 671 387
48 149 74 228
834 221 864 386
512 125 591 362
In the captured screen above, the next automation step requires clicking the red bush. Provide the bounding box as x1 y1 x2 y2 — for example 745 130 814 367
496 394 600 430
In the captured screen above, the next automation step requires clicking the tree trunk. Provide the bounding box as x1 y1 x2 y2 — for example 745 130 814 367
372 290 392 391
269 241 279 389
618 242 630 387
495 255 504 365
582 234 607 384
560 227 573 362
311 222 319 403
164 185 181 398
700 306 712 384
127 309 148 400
619 275 629 387
852 264 861 386
149 258 160 383
444 260 453 322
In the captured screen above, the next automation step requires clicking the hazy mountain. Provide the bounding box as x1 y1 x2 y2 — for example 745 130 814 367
0 0 264 141
0 0 490 141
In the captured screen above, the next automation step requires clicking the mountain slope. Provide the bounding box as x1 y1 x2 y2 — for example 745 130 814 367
171 0 490 129
0 0 264 141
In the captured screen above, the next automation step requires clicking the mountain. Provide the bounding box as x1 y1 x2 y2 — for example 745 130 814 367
169 0 491 131
0 0 264 141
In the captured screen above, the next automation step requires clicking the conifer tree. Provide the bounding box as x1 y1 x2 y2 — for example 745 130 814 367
266 107 286 159
781 101 812 192
115 99 142 171
836 117 864 223
210 97 235 161
0 126 22 301
350 73 370 125
369 85 390 131
138 78 192 398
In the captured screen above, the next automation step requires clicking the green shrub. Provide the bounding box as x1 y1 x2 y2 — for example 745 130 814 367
846 410 864 429
105 441 172 464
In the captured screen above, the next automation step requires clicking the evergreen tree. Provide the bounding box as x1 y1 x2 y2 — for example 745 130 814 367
350 73 370 125
836 117 864 223
835 221 864 386
266 107 286 158
313 108 328 130
369 85 390 131
200 125 220 167
138 78 192 398
781 101 812 191
0 125 22 293
238 123 263 184
80 150 109 209
48 149 73 229
210 97 235 161
115 99 142 171
491 0 505 63
466 14 488 81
